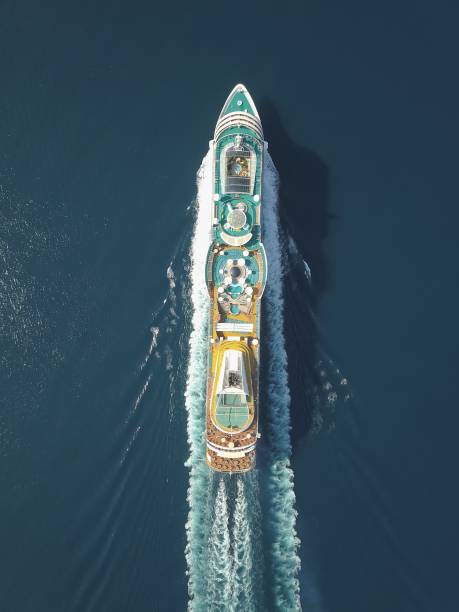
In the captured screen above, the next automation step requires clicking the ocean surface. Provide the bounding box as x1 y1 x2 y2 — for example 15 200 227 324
1 2 459 611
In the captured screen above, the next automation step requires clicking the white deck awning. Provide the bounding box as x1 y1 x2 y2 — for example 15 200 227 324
216 322 253 333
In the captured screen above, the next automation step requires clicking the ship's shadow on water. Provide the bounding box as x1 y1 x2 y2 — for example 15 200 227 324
259 98 333 449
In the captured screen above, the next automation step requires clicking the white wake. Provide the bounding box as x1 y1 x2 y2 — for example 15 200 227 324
262 149 301 609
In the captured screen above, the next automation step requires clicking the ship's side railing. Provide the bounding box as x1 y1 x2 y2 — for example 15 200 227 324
215 112 263 141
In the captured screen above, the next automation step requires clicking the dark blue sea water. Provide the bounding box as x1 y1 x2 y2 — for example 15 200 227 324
1 1 459 611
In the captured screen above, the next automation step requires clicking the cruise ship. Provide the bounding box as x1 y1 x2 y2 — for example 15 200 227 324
205 84 267 472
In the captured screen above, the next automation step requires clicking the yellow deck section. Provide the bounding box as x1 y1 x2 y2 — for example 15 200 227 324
209 340 255 432
205 246 263 473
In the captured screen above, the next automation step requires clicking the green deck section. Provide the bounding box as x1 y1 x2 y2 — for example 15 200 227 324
216 200 255 235
213 225 261 250
212 252 260 286
216 393 249 429
220 89 257 118
207 103 267 293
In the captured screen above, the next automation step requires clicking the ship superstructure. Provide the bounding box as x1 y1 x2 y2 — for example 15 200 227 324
205 84 267 472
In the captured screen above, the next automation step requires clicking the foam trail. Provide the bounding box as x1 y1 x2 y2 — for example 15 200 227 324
184 150 214 610
206 478 233 610
262 149 301 610
166 264 178 326
140 260 178 371
232 475 260 611
148 326 160 353
132 373 152 413
303 260 312 282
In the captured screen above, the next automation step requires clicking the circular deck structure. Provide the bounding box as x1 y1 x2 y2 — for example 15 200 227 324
228 209 246 230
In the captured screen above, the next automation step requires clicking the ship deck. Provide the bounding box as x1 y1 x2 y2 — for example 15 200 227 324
204 84 264 473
